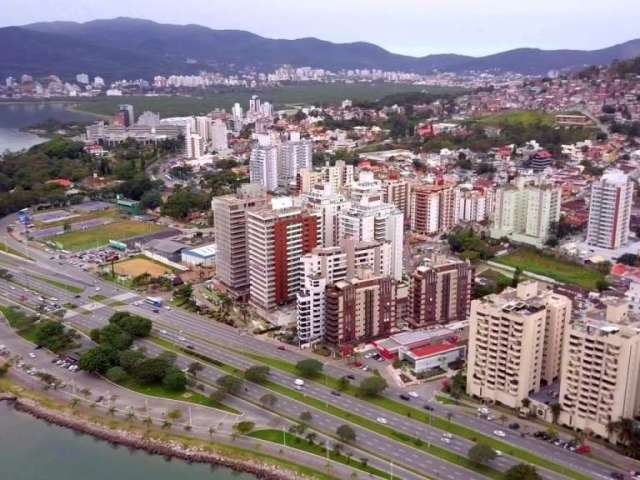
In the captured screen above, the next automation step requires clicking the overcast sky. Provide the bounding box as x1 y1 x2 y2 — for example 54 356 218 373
3 0 640 56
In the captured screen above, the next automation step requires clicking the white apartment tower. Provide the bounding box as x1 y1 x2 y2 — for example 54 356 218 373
586 169 634 249
278 136 312 188
250 145 279 191
210 119 229 152
490 176 561 247
302 183 351 247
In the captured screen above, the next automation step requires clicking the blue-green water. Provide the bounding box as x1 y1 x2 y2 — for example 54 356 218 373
0 403 255 480
0 102 95 153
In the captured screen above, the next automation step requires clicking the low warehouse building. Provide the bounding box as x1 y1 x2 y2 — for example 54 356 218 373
181 244 216 267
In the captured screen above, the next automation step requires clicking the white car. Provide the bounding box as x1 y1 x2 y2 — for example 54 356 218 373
28 353 36 359
495 450 503 457
376 417 388 424
294 378 305 387
160 329 168 335
442 432 452 439
408 391 419 399
95 287 101 291
493 430 506 437
441 437 451 443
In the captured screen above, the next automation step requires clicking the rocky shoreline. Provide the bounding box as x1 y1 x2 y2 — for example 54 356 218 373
1 396 304 480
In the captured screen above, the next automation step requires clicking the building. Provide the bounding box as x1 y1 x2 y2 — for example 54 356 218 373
185 132 204 159
410 182 456 235
212 184 269 298
115 195 142 215
490 176 561 248
210 119 229 152
195 116 210 143
247 204 319 312
558 300 640 439
250 144 279 191
144 238 189 262
409 255 474 329
467 282 572 408
339 171 404 281
586 169 634 250
324 271 397 348
181 244 216 267
455 186 492 223
302 183 351 247
278 134 312 189
118 104 135 127
383 178 411 224
297 239 392 344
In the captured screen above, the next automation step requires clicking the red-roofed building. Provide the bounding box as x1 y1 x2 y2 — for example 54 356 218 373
399 339 465 375
45 178 73 189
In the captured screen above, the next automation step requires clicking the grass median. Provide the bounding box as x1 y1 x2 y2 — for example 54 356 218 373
29 274 84 294
250 429 392 479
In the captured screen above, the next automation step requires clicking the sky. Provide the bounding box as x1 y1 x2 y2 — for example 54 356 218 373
3 0 640 57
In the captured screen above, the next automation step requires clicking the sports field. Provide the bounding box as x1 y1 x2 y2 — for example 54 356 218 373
114 257 170 277
47 220 164 251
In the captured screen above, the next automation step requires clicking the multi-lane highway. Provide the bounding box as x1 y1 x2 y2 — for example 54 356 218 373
0 212 625 480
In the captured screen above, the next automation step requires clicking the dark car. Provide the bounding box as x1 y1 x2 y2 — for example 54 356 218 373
508 422 520 430
330 391 341 396
277 346 286 351
346 374 355 380
609 473 624 480
186 345 195 350
399 394 411 401
423 405 434 411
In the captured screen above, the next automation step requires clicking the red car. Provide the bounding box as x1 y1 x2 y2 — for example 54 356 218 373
575 445 591 455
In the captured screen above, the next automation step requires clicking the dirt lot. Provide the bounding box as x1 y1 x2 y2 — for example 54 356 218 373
114 257 170 278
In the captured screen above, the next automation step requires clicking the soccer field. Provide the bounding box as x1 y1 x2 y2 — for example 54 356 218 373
46 220 164 251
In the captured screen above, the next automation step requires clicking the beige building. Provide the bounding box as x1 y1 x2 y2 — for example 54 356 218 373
467 282 572 408
212 184 268 298
558 299 640 439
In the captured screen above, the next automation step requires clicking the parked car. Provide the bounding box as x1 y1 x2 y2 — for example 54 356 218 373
399 394 411 401
493 430 506 437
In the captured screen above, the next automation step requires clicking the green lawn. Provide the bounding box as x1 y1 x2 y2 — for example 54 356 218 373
495 249 604 289
33 208 118 229
29 275 84 294
89 294 108 302
474 110 554 127
116 378 240 415
250 429 393 479
45 220 164 251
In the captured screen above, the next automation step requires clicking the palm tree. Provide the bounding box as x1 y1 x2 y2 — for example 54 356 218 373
70 398 80 409
108 406 116 416
143 416 153 428
208 426 216 438
161 420 172 430
446 411 454 423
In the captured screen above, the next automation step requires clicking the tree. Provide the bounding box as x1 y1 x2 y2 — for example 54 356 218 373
234 421 255 435
260 393 277 408
244 365 270 384
357 376 388 398
93 323 133 351
550 403 561 424
504 463 542 480
161 187 209 220
162 367 187 392
468 443 497 465
299 411 313 424
596 279 610 292
118 349 145 373
295 359 324 379
133 357 169 385
187 362 204 377
512 267 523 287
449 371 466 399
618 253 639 266
79 345 118 374
140 190 162 210
216 375 243 394
109 312 152 337
209 388 227 402
106 366 128 383
336 424 357 443
337 376 350 391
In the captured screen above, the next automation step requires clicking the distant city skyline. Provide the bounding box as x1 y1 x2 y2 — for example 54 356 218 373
3 0 640 57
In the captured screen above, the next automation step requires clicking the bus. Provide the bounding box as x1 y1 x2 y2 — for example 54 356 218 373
145 297 163 308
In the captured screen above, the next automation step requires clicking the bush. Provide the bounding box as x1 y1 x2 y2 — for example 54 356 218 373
336 424 357 443
162 367 187 392
234 421 255 435
133 357 169 385
216 375 243 394
244 365 270 383
106 366 128 383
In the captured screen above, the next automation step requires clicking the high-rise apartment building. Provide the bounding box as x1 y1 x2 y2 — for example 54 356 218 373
212 184 269 298
490 176 561 247
467 282 572 408
302 183 351 247
410 182 456 235
195 116 210 143
558 299 640 439
210 119 229 152
409 255 474 329
185 133 204 159
339 172 404 281
455 186 493 223
247 205 319 312
586 169 634 249
278 137 312 188
296 239 391 344
250 145 279 191
383 178 411 224
325 272 397 347
118 104 134 127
